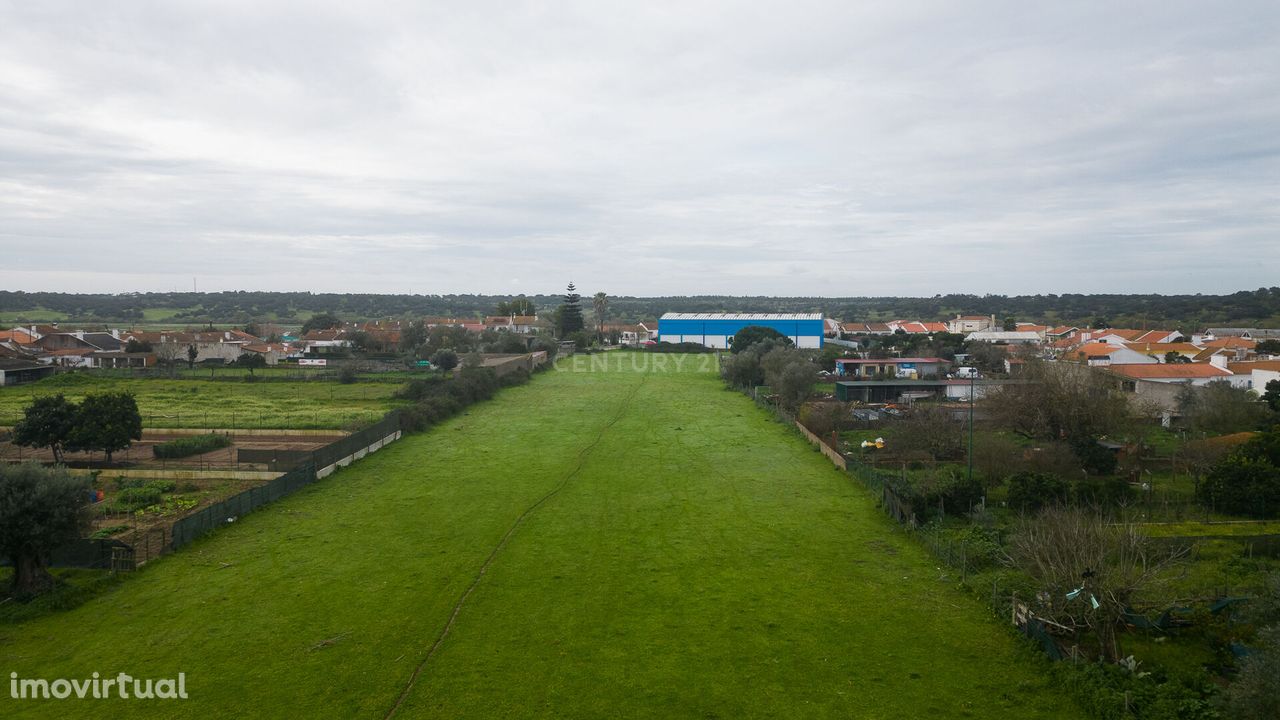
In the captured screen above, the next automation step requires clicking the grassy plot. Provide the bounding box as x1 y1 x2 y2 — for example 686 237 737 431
0 374 406 429
0 356 1075 718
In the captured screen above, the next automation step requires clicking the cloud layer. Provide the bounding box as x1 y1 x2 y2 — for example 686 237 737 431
1 1 1277 296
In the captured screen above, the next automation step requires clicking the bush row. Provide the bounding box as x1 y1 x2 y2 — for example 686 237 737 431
398 366 535 434
152 433 232 459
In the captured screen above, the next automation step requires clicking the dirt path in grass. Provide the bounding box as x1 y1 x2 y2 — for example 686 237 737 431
382 371 650 720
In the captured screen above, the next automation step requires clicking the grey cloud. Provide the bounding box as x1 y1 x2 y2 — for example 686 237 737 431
0 1 1277 296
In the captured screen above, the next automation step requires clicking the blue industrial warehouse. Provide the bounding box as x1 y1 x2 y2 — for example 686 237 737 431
658 313 825 349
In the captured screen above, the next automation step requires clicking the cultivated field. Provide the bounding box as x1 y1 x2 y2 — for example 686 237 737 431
0 374 406 430
0 356 1077 718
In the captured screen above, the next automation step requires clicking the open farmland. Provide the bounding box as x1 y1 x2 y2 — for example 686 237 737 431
0 374 406 430
0 356 1077 718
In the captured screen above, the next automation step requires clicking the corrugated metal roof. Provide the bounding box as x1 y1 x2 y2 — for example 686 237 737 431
659 313 823 320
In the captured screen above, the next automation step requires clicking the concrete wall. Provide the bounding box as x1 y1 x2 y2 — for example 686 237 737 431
316 430 402 479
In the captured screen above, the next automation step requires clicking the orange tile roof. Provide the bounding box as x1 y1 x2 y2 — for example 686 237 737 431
1204 337 1256 349
1063 342 1125 360
1122 342 1202 355
1228 360 1280 374
0 328 40 345
1107 363 1231 379
1096 329 1145 341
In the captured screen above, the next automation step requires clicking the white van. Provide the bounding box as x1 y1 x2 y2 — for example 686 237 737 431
954 366 979 379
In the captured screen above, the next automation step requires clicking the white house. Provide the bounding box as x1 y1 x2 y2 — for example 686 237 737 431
965 330 1043 345
947 315 996 334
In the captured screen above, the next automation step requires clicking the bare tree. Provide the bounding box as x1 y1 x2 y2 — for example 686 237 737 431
986 358 1134 442
893 404 964 461
970 432 1023 487
1005 507 1187 661
153 342 181 376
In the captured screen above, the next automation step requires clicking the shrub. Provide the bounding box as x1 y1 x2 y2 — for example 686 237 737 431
1055 661 1219 720
888 468 984 522
114 486 162 511
1219 625 1280 719
1074 476 1135 508
1198 454 1280 518
1006 471 1069 513
113 476 146 491
396 363 533 434
1071 437 1119 476
395 377 446 401
337 365 359 384
152 433 232 459
145 480 177 493
647 341 715 354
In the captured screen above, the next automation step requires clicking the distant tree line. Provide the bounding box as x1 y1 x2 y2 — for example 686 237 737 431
3 288 1279 329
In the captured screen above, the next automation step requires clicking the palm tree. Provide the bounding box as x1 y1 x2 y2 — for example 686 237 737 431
592 292 609 333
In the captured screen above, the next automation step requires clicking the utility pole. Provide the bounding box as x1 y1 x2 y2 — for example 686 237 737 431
968 371 975 486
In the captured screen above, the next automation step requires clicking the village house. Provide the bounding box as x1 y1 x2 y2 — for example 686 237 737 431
946 315 996 334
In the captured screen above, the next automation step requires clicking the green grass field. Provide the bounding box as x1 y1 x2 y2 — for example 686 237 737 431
0 375 406 429
0 357 1075 718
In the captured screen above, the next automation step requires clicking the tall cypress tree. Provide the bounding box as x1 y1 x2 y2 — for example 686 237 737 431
558 282 584 336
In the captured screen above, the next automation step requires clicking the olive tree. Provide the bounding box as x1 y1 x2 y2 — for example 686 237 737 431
0 463 91 597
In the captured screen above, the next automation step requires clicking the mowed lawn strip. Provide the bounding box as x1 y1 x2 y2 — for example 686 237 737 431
0 370 641 718
1 357 1077 718
396 364 1073 719
0 376 406 429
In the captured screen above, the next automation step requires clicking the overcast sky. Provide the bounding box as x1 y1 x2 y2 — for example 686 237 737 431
1 1 1277 297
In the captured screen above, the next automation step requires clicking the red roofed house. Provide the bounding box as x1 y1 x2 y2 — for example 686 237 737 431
1106 362 1231 385
1063 343 1155 366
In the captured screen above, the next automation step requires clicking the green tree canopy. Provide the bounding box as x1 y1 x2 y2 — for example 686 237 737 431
301 312 342 335
729 325 792 354
236 352 268 376
495 297 535 316
12 394 78 463
66 392 142 463
1198 454 1280 518
431 348 459 372
1264 379 1280 413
